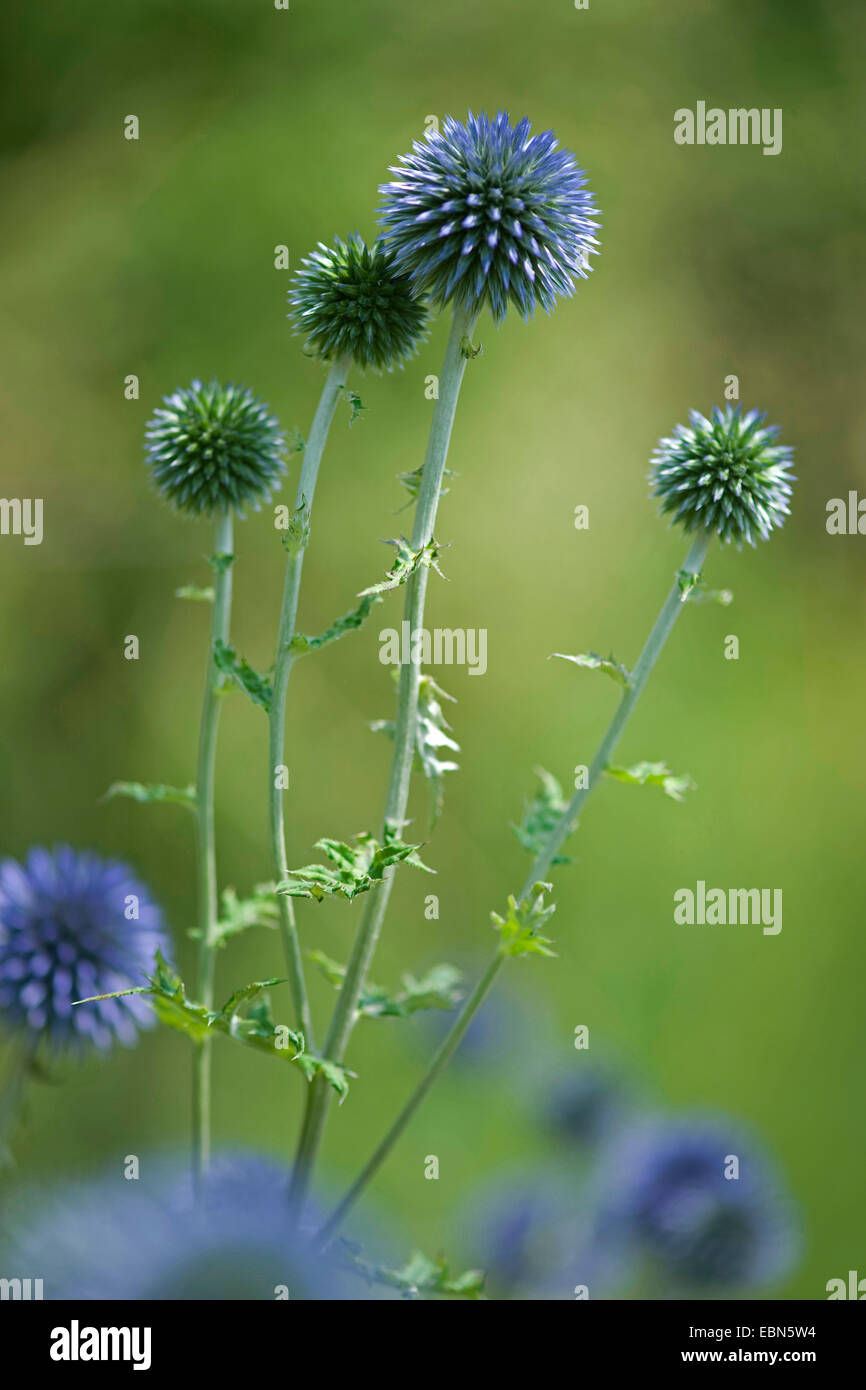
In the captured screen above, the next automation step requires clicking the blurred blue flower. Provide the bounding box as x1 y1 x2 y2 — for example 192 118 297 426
591 1115 800 1292
2 1153 349 1300
0 846 167 1052
464 1167 586 1299
544 1063 630 1148
379 110 600 321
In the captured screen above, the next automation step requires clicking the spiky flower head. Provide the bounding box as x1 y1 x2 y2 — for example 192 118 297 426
594 1116 800 1290
288 234 428 371
650 405 794 546
1 1154 347 1299
378 110 600 322
144 380 286 516
0 846 167 1052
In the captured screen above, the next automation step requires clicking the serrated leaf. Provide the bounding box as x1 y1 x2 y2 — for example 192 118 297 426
278 825 434 903
175 584 215 603
359 537 447 597
512 767 571 865
396 465 456 510
343 388 366 427
293 1054 355 1102
339 1242 485 1300
372 674 460 828
213 640 273 713
74 951 307 1069
104 781 197 810
605 760 696 803
190 884 279 949
309 951 462 1019
289 592 382 656
492 882 557 959
551 651 632 687
278 497 311 556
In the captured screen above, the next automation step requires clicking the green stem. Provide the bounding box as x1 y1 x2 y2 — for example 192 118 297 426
192 507 234 1191
269 355 351 1048
289 303 476 1210
320 531 712 1234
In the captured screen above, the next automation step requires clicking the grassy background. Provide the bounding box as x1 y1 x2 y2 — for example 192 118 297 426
1 0 864 1297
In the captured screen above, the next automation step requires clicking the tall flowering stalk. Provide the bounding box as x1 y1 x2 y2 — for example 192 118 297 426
319 404 794 1239
290 111 600 1211
144 380 286 1185
270 236 427 1044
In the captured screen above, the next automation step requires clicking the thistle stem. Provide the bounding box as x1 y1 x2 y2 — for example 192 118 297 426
289 303 476 1211
269 356 351 1052
319 530 712 1234
192 507 234 1190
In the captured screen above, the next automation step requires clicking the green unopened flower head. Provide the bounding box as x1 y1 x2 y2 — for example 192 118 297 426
650 405 794 546
145 381 286 517
288 234 428 371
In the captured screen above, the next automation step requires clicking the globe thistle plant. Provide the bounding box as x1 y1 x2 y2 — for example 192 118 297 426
288 234 428 371
378 110 600 321
650 404 795 546
144 380 286 517
0 846 167 1052
593 1117 800 1290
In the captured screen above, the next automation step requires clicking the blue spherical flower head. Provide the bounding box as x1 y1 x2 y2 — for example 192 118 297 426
145 380 286 516
650 405 795 546
0 847 168 1052
289 234 428 371
3 1154 351 1300
378 111 600 322
595 1116 800 1290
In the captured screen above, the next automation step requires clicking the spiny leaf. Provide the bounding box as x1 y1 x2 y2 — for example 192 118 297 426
551 651 632 688
289 592 383 655
278 497 311 556
343 388 366 427
213 640 273 713
189 884 279 949
74 951 307 1069
605 760 696 803
103 781 196 810
372 673 459 828
278 825 434 903
512 767 571 865
359 537 447 597
209 551 234 575
175 584 214 603
293 1054 355 1102
492 882 557 959
339 1242 485 1300
309 951 463 1019
396 465 456 509
676 567 702 602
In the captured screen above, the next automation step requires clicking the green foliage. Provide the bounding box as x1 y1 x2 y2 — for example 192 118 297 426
292 1053 356 1102
397 464 455 507
73 952 313 1071
175 584 215 603
189 884 279 949
278 825 434 903
213 640 273 713
372 674 459 827
359 537 446 596
209 551 234 575
344 387 366 426
512 767 571 865
340 1243 485 1299
492 882 557 959
279 499 311 556
605 760 696 803
104 781 196 810
289 592 382 655
551 650 632 687
676 567 702 601
310 952 462 1019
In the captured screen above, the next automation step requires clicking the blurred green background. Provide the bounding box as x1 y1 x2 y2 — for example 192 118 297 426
1 0 864 1298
